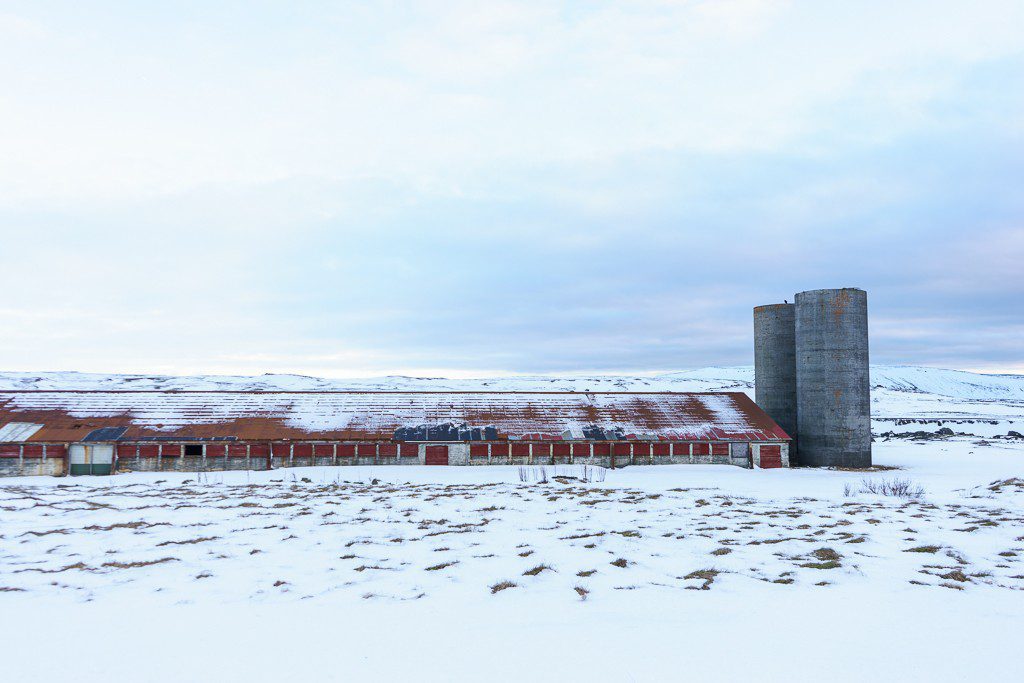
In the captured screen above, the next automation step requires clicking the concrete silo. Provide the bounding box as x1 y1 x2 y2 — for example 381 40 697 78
794 288 871 468
753 303 799 463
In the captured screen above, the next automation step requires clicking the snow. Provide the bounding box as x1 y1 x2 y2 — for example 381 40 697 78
0 390 780 440
2 439 1023 681
3 364 1022 401
1 365 1023 681
4 364 1022 440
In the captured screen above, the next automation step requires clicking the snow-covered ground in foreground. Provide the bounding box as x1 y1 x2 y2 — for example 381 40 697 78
2 440 1023 682
2 365 1023 681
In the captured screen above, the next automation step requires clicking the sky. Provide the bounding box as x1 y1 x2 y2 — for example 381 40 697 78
1 1 1022 378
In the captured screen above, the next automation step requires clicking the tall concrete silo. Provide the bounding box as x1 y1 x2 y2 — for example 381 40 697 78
753 303 798 463
795 288 871 468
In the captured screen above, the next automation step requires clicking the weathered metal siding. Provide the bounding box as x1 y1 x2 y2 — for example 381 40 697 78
795 288 871 468
754 303 798 462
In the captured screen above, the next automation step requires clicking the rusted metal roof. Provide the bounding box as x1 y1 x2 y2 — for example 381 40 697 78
0 391 790 442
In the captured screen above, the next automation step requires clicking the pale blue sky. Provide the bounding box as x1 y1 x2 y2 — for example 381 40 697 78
1 1 1022 377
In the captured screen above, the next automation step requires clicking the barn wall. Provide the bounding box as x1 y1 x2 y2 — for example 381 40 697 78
0 457 64 477
0 444 66 476
0 439 790 477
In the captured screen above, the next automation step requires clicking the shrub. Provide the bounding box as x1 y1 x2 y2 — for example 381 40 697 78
518 466 548 484
856 478 925 499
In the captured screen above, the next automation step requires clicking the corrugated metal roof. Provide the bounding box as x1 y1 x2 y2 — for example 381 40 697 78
0 421 44 442
0 391 790 442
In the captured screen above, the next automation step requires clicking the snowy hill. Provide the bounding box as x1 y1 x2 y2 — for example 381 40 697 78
2 365 1022 427
1 364 1021 398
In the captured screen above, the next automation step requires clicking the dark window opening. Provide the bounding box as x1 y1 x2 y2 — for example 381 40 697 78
184 444 203 456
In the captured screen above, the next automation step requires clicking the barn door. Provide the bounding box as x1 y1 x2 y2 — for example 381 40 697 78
68 443 115 476
424 445 449 466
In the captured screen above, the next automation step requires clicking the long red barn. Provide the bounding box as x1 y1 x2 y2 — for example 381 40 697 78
0 390 790 476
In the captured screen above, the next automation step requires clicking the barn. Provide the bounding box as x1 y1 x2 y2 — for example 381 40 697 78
0 390 790 477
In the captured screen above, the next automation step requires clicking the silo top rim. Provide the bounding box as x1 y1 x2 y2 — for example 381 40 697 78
795 287 865 296
753 303 795 313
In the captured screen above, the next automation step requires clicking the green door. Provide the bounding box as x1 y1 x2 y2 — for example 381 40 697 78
68 444 114 475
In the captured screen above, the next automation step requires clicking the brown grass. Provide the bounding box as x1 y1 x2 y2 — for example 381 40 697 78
156 536 219 546
523 564 552 576
101 557 179 570
425 561 458 571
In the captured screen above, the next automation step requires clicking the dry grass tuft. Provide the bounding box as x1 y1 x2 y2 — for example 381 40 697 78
812 548 841 562
425 561 458 571
102 557 178 570
156 536 219 547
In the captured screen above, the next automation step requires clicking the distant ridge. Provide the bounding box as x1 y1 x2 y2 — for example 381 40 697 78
1 366 1021 402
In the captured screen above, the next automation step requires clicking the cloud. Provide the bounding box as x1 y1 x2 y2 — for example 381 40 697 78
0 1 1021 375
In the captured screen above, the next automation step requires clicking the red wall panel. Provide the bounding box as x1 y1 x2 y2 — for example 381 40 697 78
760 444 782 468
572 443 591 457
470 444 489 458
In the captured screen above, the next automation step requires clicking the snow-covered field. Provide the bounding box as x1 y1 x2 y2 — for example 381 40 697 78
2 366 1023 682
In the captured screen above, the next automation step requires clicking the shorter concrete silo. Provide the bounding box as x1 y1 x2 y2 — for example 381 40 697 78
795 288 871 468
753 303 798 463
